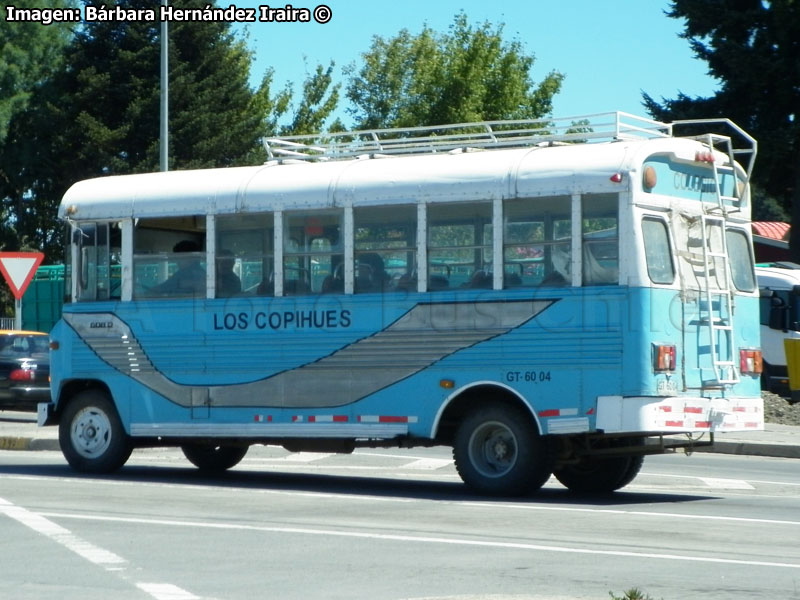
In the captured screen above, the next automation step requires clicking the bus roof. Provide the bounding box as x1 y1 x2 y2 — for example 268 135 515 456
60 114 753 221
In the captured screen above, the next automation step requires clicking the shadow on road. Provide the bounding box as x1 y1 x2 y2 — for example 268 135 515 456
0 459 718 507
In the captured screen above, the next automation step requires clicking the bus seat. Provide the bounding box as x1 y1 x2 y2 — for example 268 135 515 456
356 253 389 293
429 275 449 290
505 273 522 287
322 274 344 293
395 272 417 292
466 270 492 289
256 274 275 296
284 279 311 295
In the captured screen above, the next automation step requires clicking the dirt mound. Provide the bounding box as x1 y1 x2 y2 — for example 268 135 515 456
764 392 800 426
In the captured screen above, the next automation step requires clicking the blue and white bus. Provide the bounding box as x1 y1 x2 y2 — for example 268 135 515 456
41 112 764 495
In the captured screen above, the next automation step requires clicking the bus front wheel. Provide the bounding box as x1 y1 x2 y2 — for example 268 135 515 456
182 444 248 472
453 405 552 496
59 390 132 473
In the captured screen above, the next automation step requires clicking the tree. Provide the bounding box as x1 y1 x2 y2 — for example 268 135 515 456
0 0 74 144
642 0 800 257
345 12 564 129
0 0 275 260
280 62 341 136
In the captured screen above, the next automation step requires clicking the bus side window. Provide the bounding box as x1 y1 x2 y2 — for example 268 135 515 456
428 202 492 291
216 213 273 297
285 211 342 295
503 196 571 288
354 205 417 294
132 217 206 298
582 193 619 286
641 217 675 284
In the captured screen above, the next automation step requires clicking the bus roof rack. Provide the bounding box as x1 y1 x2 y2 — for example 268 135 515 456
263 111 675 162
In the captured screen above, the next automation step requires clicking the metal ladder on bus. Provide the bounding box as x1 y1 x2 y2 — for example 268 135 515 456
696 132 747 386
699 212 739 385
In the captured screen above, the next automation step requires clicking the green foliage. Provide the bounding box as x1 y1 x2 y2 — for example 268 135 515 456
609 589 660 600
0 0 74 144
0 0 270 260
281 62 341 136
642 0 800 254
345 12 564 129
751 184 790 222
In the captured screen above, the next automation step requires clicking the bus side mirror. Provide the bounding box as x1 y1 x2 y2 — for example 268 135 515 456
769 295 788 331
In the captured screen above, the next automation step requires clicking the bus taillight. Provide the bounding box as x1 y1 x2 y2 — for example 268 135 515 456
653 344 676 372
740 349 763 375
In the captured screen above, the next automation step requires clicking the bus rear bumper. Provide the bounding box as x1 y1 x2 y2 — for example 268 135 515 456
596 395 764 434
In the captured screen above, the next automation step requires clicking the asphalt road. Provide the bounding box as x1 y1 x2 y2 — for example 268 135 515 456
1 446 798 600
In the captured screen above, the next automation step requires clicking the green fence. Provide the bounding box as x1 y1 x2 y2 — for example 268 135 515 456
21 265 65 333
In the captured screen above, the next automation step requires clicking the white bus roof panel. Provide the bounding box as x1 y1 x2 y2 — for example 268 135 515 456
60 136 717 220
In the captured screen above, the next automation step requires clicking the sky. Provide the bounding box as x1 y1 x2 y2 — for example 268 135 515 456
231 0 719 128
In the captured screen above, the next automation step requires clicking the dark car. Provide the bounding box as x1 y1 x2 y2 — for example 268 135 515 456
0 330 50 411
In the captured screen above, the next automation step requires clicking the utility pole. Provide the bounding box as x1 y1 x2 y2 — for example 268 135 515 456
160 1 169 172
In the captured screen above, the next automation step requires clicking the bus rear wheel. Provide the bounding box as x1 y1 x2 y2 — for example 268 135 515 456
553 454 644 493
59 390 132 473
453 405 552 496
182 444 248 472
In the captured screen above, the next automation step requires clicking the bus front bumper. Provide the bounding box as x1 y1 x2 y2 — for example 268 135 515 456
37 402 57 427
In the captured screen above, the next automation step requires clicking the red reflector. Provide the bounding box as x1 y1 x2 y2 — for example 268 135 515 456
654 344 676 372
695 150 715 163
9 368 35 382
610 173 623 183
739 349 763 375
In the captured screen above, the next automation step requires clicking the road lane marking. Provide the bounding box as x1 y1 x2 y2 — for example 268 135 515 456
402 458 454 470
0 496 126 567
277 452 334 462
698 477 755 490
30 510 800 570
0 495 203 600
136 583 200 600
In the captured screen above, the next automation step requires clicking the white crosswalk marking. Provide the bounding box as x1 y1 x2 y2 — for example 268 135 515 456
698 477 755 490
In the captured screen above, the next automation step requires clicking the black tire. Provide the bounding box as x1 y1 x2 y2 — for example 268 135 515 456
553 454 644 493
59 390 132 473
453 404 552 496
182 444 248 472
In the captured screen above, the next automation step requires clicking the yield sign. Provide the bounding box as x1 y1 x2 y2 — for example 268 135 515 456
0 252 44 300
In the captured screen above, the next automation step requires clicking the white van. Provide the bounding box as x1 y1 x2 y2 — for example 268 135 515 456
756 263 800 397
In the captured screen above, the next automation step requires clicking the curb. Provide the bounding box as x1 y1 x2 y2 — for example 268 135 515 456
0 436 60 452
695 441 800 460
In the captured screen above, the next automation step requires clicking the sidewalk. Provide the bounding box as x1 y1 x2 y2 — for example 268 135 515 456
1 410 799 459
0 411 59 451
696 423 800 459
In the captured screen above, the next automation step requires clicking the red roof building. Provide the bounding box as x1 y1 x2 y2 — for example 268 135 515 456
752 221 790 263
